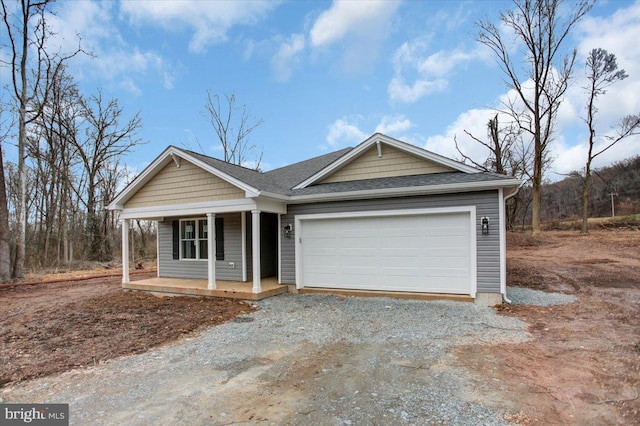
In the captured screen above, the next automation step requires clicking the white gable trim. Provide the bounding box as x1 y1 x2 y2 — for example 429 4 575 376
292 133 480 190
107 146 260 210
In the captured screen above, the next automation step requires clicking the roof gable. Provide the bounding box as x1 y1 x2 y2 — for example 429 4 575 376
293 133 479 189
108 146 260 210
124 159 246 208
319 143 454 184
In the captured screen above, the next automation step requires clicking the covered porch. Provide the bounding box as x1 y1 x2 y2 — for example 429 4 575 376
123 277 288 300
109 146 288 298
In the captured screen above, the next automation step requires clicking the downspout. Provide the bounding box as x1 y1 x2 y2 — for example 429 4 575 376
502 184 522 304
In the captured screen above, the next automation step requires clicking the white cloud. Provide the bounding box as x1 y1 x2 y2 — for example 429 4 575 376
325 114 415 149
271 33 306 82
307 0 401 74
326 118 367 148
266 0 400 81
375 115 413 134
44 1 175 95
417 48 486 76
388 37 487 103
309 0 400 47
424 108 503 163
388 76 447 103
120 0 279 54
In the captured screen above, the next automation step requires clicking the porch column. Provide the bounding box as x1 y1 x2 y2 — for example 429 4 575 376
251 209 261 293
207 213 216 289
121 219 130 284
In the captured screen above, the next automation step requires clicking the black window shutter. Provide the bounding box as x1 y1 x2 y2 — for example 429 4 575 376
172 220 180 259
215 217 224 260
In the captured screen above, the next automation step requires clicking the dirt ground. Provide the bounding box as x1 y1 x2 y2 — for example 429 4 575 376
454 229 640 424
0 272 253 386
1 230 639 425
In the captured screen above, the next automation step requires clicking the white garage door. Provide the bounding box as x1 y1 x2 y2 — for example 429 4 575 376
299 211 473 295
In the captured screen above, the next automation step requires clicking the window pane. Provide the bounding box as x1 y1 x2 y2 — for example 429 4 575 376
199 220 207 239
182 220 195 239
199 240 208 259
182 240 196 259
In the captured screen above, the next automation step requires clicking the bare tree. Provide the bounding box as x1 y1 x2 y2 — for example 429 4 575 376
455 114 526 175
580 48 638 233
27 66 81 266
455 114 532 228
204 91 264 169
70 92 142 261
0 105 13 281
476 0 593 233
1 0 84 278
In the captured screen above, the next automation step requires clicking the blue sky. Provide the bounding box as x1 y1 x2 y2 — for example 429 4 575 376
4 0 640 180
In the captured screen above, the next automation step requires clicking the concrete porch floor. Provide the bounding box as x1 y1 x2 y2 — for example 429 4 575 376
123 277 288 300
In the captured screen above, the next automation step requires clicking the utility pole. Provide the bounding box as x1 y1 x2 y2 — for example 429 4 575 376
610 192 617 218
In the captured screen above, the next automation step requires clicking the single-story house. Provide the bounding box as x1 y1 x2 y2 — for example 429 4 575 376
107 133 521 305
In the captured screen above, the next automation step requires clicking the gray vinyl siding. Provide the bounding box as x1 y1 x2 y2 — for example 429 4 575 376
157 212 244 281
280 190 501 293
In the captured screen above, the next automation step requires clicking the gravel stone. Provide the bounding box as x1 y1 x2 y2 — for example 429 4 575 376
3 294 532 425
506 286 577 306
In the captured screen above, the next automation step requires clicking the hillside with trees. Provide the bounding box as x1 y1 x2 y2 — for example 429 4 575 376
511 156 640 228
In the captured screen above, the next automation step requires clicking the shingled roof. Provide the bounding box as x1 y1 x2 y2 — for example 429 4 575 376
109 133 522 213
289 171 513 196
182 147 353 194
175 142 519 197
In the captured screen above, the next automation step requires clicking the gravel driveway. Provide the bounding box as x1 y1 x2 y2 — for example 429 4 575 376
3 292 547 425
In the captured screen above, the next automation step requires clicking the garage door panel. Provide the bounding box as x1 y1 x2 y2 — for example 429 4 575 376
421 251 468 261
381 267 422 277
427 235 468 246
301 212 472 295
341 256 379 268
305 257 338 269
381 256 423 269
340 238 377 249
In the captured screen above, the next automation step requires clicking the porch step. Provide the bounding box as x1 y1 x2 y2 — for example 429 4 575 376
123 279 288 300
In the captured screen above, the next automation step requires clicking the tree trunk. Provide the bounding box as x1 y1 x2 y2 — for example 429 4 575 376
0 145 11 282
581 174 591 233
14 112 26 279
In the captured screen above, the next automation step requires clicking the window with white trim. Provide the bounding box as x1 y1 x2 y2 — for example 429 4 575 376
180 218 207 260
178 217 224 260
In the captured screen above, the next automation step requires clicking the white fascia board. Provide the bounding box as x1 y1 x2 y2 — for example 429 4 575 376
288 178 523 204
107 146 260 210
256 191 289 201
117 198 257 220
253 197 287 214
292 133 480 190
